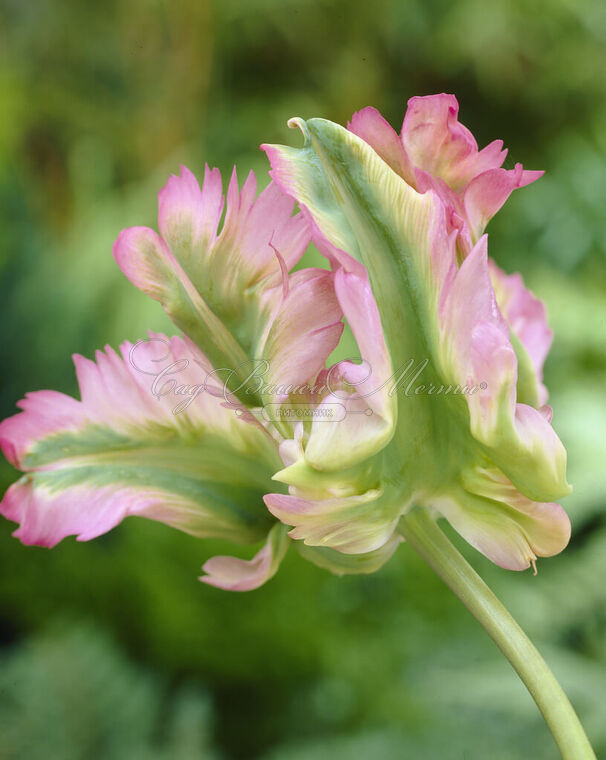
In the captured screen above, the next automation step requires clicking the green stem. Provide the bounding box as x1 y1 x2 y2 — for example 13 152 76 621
398 509 596 760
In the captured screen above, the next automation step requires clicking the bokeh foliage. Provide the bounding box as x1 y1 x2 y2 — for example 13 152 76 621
0 0 605 758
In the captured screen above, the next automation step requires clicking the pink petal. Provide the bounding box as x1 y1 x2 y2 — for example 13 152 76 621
113 225 251 373
439 235 516 442
429 465 571 571
1 478 230 549
333 268 392 412
489 261 552 405
113 226 176 301
158 164 224 253
200 524 289 591
509 403 570 502
464 164 544 239
402 95 476 186
159 164 311 286
260 268 344 391
0 335 279 548
264 489 399 555
70 333 238 434
303 386 393 472
436 234 568 501
413 169 472 254
215 170 310 287
118 167 312 359
311 226 366 277
402 94 507 191
300 268 396 471
0 391 85 469
261 139 366 278
348 106 415 184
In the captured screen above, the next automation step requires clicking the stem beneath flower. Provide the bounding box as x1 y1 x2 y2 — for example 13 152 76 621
398 509 596 760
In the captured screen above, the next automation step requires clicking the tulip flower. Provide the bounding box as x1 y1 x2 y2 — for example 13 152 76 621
0 93 595 758
0 94 571 580
0 96 571 580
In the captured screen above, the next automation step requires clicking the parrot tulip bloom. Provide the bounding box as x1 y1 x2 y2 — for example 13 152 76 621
1 94 571 587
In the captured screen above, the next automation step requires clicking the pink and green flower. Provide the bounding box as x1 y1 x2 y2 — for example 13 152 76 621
1 95 571 586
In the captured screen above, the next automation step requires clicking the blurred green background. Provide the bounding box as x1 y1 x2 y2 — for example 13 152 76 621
1 1 605 758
